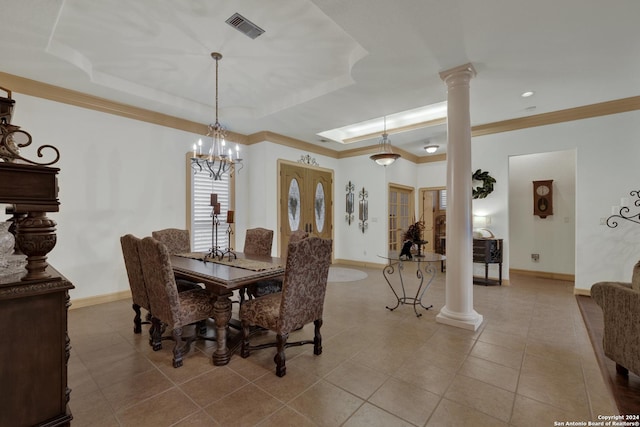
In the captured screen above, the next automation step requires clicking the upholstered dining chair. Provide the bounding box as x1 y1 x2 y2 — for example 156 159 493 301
151 228 190 255
248 230 309 299
120 234 152 335
243 228 275 299
288 229 310 245
152 227 204 296
240 237 332 377
243 227 274 256
137 236 216 368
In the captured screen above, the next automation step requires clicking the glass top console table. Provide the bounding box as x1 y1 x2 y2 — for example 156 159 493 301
379 252 446 317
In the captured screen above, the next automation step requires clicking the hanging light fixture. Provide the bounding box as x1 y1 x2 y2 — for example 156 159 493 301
370 116 400 166
191 52 243 180
424 144 439 154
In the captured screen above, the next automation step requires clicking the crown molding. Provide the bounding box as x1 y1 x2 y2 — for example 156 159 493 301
247 131 337 158
0 71 249 144
472 96 640 137
3 72 639 163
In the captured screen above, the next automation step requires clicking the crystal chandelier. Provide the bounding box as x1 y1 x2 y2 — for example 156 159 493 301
191 52 243 180
370 116 400 166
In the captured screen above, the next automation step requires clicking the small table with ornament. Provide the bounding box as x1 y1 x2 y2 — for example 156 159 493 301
379 252 445 317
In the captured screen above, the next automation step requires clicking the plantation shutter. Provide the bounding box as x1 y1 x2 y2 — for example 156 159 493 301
191 170 231 252
439 189 447 210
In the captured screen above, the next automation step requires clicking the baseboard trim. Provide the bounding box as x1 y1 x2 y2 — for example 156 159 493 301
510 268 575 282
333 258 387 270
574 287 591 297
70 290 132 310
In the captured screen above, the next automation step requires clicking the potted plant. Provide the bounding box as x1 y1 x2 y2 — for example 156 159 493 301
403 220 427 257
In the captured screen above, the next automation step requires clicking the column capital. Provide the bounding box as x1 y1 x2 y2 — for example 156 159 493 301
439 63 476 85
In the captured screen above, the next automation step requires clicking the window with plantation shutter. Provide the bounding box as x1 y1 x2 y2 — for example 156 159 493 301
191 169 231 252
439 189 447 210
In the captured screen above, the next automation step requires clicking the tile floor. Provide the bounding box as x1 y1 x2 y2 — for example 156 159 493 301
68 267 618 426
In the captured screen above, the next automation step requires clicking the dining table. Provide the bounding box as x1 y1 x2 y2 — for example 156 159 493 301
171 252 285 366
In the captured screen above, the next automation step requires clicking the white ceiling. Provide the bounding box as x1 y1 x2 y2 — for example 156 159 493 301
2 0 639 156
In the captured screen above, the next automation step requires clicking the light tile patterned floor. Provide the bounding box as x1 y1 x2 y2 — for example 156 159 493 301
68 268 617 426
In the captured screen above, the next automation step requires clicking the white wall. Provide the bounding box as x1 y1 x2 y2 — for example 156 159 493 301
11 94 198 300
8 93 640 300
332 155 417 263
470 110 640 290
509 150 576 275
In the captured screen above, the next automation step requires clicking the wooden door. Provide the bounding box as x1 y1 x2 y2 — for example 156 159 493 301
388 185 412 252
280 162 333 256
421 190 435 253
420 187 446 255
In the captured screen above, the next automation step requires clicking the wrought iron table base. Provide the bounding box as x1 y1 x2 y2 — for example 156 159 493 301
382 255 442 317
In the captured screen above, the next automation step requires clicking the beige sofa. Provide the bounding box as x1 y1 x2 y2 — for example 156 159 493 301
591 261 640 377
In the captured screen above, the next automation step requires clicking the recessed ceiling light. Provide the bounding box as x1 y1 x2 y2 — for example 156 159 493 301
521 91 534 98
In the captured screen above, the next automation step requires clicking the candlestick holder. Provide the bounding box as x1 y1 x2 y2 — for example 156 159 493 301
207 211 224 259
219 223 237 261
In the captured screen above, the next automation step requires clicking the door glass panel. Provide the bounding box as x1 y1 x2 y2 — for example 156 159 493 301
388 187 413 252
389 190 398 251
314 182 325 233
288 178 301 231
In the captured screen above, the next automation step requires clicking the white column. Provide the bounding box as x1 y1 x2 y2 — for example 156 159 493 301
436 63 483 331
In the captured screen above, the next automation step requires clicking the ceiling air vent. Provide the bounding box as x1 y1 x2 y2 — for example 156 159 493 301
225 13 265 39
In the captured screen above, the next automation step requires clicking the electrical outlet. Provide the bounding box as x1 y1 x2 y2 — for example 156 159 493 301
531 253 540 262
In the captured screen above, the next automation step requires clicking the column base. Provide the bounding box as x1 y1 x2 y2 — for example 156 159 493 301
436 306 484 331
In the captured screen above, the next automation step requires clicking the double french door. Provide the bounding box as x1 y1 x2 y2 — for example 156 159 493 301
279 162 333 256
388 185 413 252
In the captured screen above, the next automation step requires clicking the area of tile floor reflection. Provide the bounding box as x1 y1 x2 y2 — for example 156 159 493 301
68 268 618 426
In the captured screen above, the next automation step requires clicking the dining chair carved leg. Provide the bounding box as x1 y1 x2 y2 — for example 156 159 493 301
617 363 629 377
151 317 163 351
313 319 323 355
241 324 251 358
133 303 143 334
275 333 289 377
172 327 185 368
148 316 155 342
197 320 207 336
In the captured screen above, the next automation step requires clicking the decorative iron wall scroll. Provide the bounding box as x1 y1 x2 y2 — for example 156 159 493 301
345 181 355 225
359 187 368 233
607 190 640 228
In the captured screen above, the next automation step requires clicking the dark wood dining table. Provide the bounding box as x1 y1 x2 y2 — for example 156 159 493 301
171 252 285 366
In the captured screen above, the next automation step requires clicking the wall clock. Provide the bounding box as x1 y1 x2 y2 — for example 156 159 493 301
533 180 553 218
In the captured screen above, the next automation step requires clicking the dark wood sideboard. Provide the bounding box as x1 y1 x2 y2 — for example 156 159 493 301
473 238 503 286
0 162 74 426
